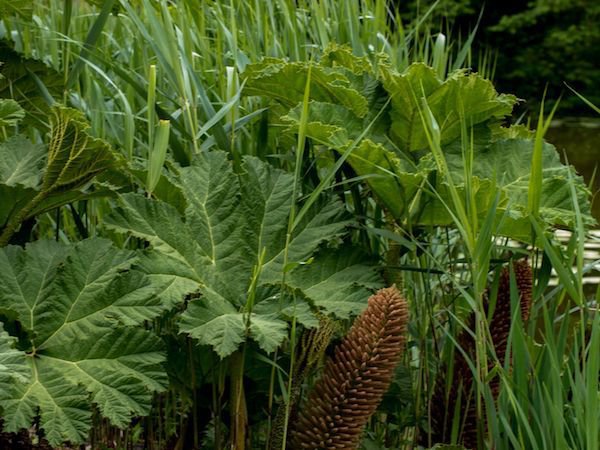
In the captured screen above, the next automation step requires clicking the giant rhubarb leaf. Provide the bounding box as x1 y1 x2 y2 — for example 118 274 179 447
0 106 118 245
0 99 25 127
0 42 64 126
0 239 170 446
243 58 368 117
106 151 381 358
243 44 595 239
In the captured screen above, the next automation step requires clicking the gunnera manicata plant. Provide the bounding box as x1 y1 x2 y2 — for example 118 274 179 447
289 285 409 450
429 259 533 449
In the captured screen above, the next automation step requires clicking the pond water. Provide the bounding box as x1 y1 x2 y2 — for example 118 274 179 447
546 118 600 222
546 118 600 295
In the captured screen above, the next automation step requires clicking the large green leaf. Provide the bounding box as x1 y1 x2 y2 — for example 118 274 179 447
0 41 64 127
0 240 66 329
43 107 117 193
179 294 247 358
0 106 117 244
0 99 25 127
0 324 28 386
0 135 45 189
244 59 369 117
240 155 294 266
179 151 246 300
1 363 90 445
244 48 594 240
107 151 380 358
380 63 442 152
286 247 382 317
179 293 290 359
0 239 169 446
0 135 46 229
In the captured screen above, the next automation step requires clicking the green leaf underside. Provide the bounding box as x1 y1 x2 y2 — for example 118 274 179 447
44 107 117 193
107 151 381 358
0 239 169 446
0 106 117 238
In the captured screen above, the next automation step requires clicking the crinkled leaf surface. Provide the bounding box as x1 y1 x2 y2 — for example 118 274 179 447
0 42 64 126
107 151 381 358
244 58 369 117
178 292 288 358
380 62 441 152
0 135 45 189
0 106 117 242
43 107 117 193
243 46 594 239
0 239 169 446
0 99 25 126
252 286 320 329
286 247 382 317
0 324 28 385
0 135 46 229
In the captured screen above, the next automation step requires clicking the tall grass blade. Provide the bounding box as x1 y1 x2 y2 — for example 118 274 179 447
66 0 116 89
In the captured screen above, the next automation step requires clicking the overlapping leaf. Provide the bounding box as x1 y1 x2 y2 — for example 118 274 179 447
244 58 369 117
106 151 381 358
0 135 45 189
0 106 117 243
0 99 25 127
0 239 170 446
0 324 28 386
243 45 595 239
0 42 64 126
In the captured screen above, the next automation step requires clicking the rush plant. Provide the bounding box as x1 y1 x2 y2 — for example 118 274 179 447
0 1 596 449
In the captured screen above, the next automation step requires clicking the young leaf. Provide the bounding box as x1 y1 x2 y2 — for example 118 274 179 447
244 59 369 117
246 52 593 241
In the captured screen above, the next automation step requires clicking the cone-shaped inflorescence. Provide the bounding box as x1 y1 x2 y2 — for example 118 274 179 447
428 260 533 449
289 286 409 450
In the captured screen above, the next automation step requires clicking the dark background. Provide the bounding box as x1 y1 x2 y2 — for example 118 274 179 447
394 0 600 116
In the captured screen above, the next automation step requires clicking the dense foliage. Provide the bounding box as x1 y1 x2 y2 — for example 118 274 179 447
397 0 600 114
0 1 597 450
243 45 594 240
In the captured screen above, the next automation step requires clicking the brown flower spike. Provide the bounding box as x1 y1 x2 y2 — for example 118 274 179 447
289 286 409 449
429 259 533 449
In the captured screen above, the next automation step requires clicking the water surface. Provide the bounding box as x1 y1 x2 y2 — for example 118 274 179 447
546 118 600 222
